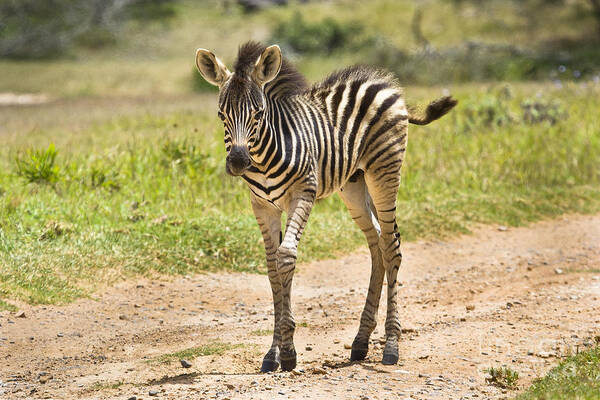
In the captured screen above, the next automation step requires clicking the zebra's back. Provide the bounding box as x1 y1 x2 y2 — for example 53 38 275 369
307 66 409 198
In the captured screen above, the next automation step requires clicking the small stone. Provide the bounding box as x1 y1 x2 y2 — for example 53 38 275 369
554 268 564 275
149 390 159 396
127 397 137 400
180 359 192 368
225 383 235 389
497 226 508 232
312 367 327 375
305 346 313 351
537 351 553 358
265 385 273 390
466 305 475 311
394 369 410 374
344 344 352 349
460 317 466 322
15 311 26 318
39 374 52 384
57 333 64 337
291 369 303 376
119 314 127 320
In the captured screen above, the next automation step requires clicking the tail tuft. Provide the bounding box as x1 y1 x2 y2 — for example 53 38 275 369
409 96 458 126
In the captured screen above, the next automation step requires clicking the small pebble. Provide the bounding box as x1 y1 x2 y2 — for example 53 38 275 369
180 359 192 368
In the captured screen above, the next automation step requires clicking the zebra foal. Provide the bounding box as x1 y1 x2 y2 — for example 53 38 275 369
195 41 456 372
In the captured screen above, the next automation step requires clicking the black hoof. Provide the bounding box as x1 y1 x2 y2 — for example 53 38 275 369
280 348 297 371
260 358 280 373
382 352 399 365
350 347 368 361
350 338 369 361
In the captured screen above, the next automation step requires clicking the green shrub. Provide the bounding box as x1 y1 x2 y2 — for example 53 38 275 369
15 144 60 184
521 98 568 125
271 12 369 54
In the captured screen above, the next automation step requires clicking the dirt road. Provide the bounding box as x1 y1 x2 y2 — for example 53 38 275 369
1 214 599 400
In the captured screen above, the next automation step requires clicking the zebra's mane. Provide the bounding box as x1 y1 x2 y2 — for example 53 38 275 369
233 41 308 98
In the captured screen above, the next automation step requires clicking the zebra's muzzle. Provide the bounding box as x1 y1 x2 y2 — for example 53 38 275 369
226 145 251 176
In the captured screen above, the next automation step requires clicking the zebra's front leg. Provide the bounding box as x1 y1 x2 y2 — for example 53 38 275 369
251 197 283 373
278 193 315 371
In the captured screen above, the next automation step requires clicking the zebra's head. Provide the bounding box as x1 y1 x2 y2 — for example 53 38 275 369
195 44 283 176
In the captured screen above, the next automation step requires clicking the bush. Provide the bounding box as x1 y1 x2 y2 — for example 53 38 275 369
521 98 568 125
271 12 369 55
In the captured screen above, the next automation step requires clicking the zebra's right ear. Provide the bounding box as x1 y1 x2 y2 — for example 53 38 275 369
195 48 231 87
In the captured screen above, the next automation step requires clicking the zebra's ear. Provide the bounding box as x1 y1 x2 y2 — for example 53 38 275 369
252 45 282 86
195 48 231 87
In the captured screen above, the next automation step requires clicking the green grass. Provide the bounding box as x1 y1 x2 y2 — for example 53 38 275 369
1 82 599 305
0 299 17 311
517 346 600 400
154 342 245 363
250 329 274 336
89 381 125 391
486 366 519 390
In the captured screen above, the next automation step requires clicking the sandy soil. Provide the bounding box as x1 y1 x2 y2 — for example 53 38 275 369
1 214 599 400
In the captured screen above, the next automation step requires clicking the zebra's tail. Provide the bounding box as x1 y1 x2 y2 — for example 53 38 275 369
408 96 458 126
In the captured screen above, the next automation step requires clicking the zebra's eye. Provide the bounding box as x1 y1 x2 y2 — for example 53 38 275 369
254 110 264 120
217 111 226 121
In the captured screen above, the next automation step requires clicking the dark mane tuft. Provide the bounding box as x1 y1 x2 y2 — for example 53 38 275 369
233 41 308 98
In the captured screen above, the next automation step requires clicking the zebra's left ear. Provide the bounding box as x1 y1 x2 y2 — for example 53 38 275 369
252 45 282 87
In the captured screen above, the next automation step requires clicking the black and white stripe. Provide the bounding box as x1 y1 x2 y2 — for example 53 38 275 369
196 41 457 371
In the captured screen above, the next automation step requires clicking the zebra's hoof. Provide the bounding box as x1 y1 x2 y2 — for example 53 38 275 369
350 338 369 361
350 347 368 361
280 348 297 371
260 358 280 373
382 351 399 365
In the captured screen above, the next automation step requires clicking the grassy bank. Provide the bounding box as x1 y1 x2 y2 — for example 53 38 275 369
1 81 599 307
517 346 600 400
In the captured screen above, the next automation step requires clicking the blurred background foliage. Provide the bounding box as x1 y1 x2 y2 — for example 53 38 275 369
1 0 599 92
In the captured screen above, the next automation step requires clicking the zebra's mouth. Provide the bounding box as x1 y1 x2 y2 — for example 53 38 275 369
226 162 248 176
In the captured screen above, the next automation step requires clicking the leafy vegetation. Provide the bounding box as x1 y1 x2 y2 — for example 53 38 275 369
14 144 60 184
270 12 368 54
485 366 519 389
517 346 600 400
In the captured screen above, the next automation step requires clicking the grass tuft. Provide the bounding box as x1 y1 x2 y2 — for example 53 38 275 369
485 366 519 389
15 144 60 184
250 329 274 336
154 341 245 363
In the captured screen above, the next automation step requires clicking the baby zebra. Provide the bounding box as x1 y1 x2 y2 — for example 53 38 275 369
196 41 457 372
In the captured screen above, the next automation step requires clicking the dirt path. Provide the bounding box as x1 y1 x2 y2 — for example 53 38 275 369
1 215 599 400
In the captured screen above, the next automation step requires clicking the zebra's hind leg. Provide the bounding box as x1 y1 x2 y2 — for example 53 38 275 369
364 170 403 366
339 170 385 361
251 197 283 373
